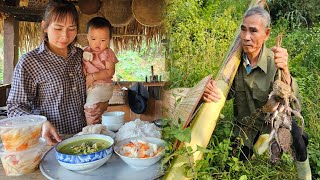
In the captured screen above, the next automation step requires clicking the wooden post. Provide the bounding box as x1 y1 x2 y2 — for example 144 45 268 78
3 15 19 84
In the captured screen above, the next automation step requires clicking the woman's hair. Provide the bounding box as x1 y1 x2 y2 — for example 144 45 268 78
86 17 113 38
41 0 79 41
244 6 271 29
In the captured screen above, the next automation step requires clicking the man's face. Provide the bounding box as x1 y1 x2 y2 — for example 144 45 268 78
240 14 270 57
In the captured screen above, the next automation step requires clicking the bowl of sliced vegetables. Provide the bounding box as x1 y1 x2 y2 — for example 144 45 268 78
0 115 47 152
114 137 166 169
0 138 47 176
55 134 114 172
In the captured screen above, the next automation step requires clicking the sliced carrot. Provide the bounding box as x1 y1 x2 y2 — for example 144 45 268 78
31 128 41 138
124 142 135 148
139 146 146 158
16 143 28 151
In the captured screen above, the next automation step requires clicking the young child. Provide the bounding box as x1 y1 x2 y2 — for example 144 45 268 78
83 17 118 124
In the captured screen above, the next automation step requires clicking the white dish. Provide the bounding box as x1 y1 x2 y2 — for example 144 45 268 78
57 156 110 173
114 137 166 169
40 146 164 180
102 111 125 124
104 122 124 131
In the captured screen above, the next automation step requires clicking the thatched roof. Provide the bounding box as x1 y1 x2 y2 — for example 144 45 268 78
0 0 165 53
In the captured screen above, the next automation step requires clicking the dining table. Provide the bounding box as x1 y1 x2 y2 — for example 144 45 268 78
0 140 163 180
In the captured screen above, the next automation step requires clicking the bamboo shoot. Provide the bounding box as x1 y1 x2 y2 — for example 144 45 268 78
164 0 267 179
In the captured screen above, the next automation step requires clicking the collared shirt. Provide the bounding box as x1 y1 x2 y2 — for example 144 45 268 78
7 41 86 134
242 50 262 74
229 44 301 148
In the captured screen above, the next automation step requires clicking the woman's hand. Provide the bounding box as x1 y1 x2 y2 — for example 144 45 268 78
84 102 108 125
42 121 62 146
203 80 222 103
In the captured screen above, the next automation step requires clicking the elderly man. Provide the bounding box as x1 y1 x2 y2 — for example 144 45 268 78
203 6 311 179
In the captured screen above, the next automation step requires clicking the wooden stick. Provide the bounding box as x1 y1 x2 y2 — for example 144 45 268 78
276 33 283 82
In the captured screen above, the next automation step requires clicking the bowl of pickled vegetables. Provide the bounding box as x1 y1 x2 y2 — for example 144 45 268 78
0 138 47 176
114 137 166 169
0 115 47 152
55 134 114 172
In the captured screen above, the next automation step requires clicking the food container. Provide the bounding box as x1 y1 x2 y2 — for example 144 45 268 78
102 111 125 131
55 134 114 172
114 137 166 169
0 138 46 176
0 115 47 152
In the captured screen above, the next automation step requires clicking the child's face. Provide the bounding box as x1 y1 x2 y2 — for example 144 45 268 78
87 27 110 54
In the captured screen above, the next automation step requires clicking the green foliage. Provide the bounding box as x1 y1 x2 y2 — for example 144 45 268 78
280 24 320 178
162 118 192 143
165 0 320 179
116 39 166 81
268 0 320 29
165 0 248 88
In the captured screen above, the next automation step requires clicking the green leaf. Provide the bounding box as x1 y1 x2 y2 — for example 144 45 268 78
239 175 247 180
173 127 191 143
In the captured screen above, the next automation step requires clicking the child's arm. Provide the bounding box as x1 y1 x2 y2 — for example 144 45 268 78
90 61 115 81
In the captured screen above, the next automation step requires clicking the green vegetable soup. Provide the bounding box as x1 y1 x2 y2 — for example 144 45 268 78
59 139 111 155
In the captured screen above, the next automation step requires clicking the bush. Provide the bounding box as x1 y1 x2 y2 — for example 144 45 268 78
165 0 247 88
165 0 320 179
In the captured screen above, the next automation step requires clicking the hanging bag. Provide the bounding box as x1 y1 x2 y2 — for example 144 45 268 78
108 82 127 105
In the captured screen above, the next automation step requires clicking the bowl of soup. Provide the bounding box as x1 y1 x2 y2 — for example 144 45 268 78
55 134 114 172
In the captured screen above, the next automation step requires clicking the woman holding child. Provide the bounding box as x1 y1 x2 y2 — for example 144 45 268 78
6 0 111 145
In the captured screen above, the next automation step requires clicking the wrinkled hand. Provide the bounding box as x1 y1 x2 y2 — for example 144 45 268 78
42 121 62 146
203 80 221 103
84 102 108 125
272 46 291 84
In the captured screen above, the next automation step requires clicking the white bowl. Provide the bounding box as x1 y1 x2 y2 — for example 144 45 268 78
114 137 166 169
102 111 125 124
55 134 114 172
57 155 110 173
103 122 124 132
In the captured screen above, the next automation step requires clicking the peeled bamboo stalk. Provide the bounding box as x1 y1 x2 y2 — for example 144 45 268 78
164 0 266 179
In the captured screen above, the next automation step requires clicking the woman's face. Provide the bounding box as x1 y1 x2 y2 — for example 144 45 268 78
44 15 77 51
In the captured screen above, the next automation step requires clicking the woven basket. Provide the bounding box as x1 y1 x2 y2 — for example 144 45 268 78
28 0 48 7
109 83 127 105
78 0 101 15
132 0 165 27
76 33 88 48
99 0 134 27
79 12 103 33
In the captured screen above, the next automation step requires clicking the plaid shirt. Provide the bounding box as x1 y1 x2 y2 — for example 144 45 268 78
7 41 86 134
